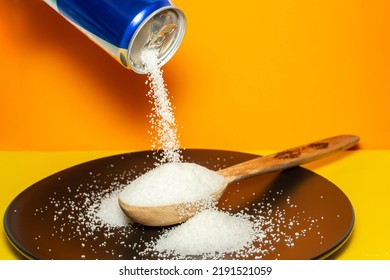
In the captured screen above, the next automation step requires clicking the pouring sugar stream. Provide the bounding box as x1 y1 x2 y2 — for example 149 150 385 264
120 49 359 227
119 134 359 226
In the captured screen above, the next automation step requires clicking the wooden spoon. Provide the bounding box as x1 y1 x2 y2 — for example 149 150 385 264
119 134 359 226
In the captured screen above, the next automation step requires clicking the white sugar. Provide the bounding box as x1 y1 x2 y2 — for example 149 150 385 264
95 189 132 227
154 209 257 256
141 49 182 164
119 162 225 206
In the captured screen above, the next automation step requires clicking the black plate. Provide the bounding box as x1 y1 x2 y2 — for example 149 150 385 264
4 149 354 259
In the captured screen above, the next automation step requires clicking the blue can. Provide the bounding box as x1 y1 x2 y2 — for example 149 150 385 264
43 0 186 73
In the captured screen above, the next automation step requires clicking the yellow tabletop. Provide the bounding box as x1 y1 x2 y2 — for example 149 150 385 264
1 150 389 260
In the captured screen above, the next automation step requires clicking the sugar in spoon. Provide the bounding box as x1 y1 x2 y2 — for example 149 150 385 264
119 135 359 226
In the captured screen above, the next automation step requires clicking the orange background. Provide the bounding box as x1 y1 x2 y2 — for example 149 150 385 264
1 0 389 151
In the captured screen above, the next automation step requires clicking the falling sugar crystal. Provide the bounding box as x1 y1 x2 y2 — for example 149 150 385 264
119 162 225 206
141 48 182 164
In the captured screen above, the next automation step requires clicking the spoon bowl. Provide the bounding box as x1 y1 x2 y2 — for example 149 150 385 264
119 135 359 226
119 181 229 226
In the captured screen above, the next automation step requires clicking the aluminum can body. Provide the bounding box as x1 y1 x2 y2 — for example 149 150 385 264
43 0 186 73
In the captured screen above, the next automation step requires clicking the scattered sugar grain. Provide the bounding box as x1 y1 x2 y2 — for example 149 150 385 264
34 165 323 260
94 189 132 227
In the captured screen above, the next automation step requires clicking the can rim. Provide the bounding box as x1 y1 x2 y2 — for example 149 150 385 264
128 6 186 74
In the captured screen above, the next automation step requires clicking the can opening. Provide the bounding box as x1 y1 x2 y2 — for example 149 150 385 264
129 8 186 74
147 23 177 50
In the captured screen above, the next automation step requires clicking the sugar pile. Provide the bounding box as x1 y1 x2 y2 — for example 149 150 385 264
152 209 259 257
141 190 321 260
141 49 182 164
92 188 132 227
119 162 225 206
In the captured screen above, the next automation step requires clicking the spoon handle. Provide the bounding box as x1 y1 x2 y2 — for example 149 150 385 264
218 135 359 183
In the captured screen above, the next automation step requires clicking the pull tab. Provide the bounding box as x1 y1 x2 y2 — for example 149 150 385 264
147 24 177 49
147 14 178 50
